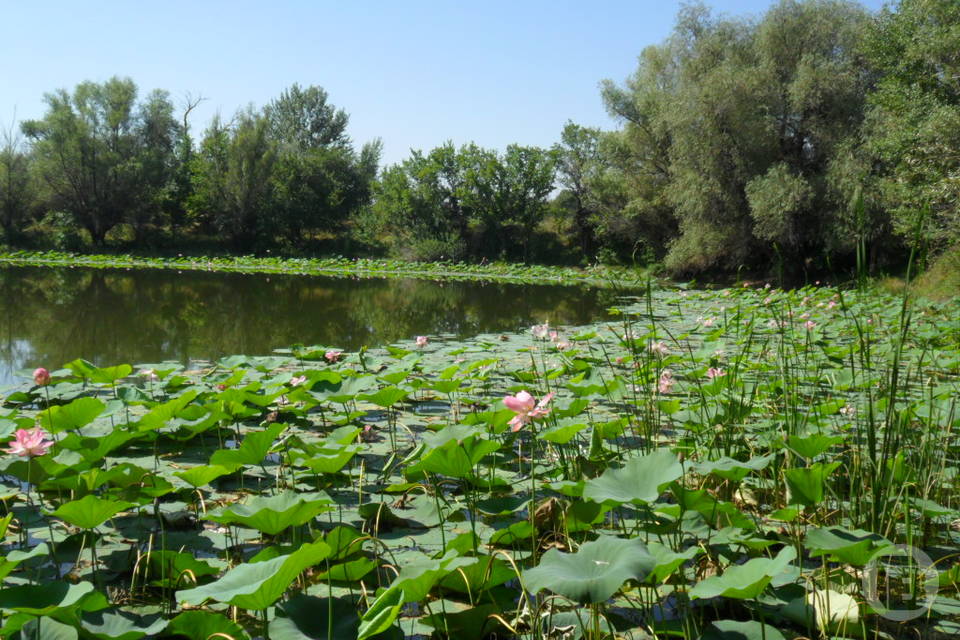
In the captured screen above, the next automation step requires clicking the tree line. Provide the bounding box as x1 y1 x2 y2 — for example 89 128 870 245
1 0 957 279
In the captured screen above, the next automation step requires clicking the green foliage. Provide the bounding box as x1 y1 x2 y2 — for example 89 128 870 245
187 111 276 251
523 535 656 603
21 77 179 246
862 0 960 250
602 0 876 275
372 141 555 262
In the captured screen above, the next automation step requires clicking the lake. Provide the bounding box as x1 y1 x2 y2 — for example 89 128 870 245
0 265 622 386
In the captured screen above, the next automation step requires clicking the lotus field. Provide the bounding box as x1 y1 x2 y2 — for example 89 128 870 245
1 283 959 640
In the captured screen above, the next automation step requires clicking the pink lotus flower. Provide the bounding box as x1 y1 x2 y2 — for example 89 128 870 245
5 427 53 458
33 368 51 386
648 340 670 357
804 320 816 331
657 370 675 394
138 368 158 381
706 367 727 379
700 317 715 328
531 323 550 340
503 390 555 432
415 336 429 348
324 350 342 363
556 341 571 351
290 375 307 386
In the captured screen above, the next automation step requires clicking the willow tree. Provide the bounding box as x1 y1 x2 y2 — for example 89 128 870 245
862 0 960 251
603 0 874 275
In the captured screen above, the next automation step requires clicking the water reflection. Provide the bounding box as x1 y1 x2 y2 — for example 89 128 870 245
0 266 619 385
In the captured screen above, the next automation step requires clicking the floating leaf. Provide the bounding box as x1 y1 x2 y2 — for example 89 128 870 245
701 620 787 640
20 617 78 640
0 543 49 581
804 527 893 566
695 454 774 483
270 595 360 640
0 581 106 616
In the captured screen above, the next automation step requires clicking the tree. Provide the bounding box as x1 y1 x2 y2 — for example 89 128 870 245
21 77 179 246
601 1 874 275
372 142 476 260
467 144 555 261
264 84 350 152
374 142 555 262
188 111 277 251
862 0 960 250
554 122 603 258
264 85 379 245
0 124 35 240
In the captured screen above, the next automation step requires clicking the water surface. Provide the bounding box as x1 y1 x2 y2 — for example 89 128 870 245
0 265 619 385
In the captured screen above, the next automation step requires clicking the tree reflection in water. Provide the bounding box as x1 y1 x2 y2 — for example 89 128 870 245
0 266 617 385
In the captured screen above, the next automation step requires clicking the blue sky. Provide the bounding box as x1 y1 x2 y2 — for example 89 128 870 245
2 1 887 167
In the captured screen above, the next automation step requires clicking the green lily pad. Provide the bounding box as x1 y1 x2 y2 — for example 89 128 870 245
701 619 787 640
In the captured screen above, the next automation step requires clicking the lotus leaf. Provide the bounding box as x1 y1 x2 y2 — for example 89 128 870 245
582 448 683 505
175 540 330 610
206 490 333 535
701 620 787 640
784 462 840 506
50 495 135 530
80 608 167 640
523 535 656 604
689 546 796 600
40 397 105 433
164 611 249 640
804 527 894 566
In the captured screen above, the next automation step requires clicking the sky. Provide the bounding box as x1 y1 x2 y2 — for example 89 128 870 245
2 0 888 167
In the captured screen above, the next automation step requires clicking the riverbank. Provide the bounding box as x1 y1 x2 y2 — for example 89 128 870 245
0 250 652 289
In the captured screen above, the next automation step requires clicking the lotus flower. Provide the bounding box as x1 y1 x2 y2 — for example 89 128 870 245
290 375 307 386
648 340 670 357
657 369 675 394
33 367 51 386
415 336 429 348
706 367 727 379
5 427 53 458
324 350 342 363
504 390 555 432
531 323 550 340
